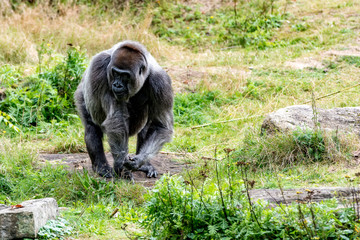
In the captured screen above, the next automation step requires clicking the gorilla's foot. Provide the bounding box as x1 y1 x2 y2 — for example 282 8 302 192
138 163 158 178
93 165 113 178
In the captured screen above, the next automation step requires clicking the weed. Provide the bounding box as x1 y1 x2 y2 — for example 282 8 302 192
341 56 360 68
38 217 73 240
293 129 326 162
292 22 309 32
0 110 20 132
143 174 360 239
0 45 86 127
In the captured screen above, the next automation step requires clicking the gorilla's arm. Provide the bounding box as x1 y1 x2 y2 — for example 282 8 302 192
125 70 174 177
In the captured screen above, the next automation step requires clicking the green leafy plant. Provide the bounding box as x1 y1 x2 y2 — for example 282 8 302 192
41 46 87 107
38 217 73 240
0 46 87 127
293 129 326 162
143 174 360 239
292 22 309 32
0 110 20 132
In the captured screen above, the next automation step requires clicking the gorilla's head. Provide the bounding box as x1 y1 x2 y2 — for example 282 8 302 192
107 45 147 101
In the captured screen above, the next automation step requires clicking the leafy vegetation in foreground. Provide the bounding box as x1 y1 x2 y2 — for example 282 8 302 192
144 175 359 239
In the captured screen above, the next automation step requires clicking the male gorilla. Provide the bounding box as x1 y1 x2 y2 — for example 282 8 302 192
75 41 173 179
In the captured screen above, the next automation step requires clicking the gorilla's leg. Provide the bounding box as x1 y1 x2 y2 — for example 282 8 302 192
81 108 113 178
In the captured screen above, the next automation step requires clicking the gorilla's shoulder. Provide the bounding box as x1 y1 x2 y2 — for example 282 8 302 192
147 69 173 108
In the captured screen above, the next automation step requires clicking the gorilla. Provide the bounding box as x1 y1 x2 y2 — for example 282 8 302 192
75 41 173 179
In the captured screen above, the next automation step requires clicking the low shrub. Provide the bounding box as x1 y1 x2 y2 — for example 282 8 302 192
0 46 87 127
143 175 360 239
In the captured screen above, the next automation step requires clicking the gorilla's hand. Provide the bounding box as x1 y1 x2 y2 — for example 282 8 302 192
124 155 158 178
114 157 133 181
139 163 158 178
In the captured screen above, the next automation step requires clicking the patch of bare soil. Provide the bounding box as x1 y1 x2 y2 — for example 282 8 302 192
39 153 186 187
166 67 205 93
284 57 324 70
285 40 360 70
182 0 226 13
324 46 360 57
167 66 250 93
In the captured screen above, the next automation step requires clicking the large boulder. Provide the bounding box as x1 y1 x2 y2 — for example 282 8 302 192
0 198 59 239
261 105 360 135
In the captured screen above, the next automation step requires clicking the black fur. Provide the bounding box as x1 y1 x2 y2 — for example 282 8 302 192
75 41 174 178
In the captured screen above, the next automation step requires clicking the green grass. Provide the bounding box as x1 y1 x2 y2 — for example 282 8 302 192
1 0 360 238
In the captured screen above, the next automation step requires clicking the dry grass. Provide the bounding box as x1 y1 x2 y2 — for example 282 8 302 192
0 3 185 66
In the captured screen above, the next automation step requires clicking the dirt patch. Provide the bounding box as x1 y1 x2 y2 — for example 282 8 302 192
39 153 186 187
284 57 324 70
285 42 360 70
166 67 205 93
324 46 360 57
182 0 226 13
167 66 250 93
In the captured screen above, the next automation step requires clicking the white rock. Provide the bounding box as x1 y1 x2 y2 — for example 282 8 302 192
0 198 59 239
261 105 360 134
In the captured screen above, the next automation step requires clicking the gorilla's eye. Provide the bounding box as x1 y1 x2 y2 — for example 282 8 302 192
139 66 145 75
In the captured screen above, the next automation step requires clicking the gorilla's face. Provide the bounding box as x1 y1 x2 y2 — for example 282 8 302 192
108 47 147 102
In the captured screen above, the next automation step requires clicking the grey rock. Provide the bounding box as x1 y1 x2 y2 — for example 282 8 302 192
0 198 58 239
261 105 360 135
250 187 359 205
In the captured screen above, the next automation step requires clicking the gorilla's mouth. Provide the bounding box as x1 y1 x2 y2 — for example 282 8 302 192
112 85 126 94
112 86 129 100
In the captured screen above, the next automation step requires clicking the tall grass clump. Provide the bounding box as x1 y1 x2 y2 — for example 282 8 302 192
231 128 356 169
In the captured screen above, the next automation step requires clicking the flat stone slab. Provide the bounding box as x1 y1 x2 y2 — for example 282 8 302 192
250 187 359 207
0 198 58 239
261 105 360 135
39 153 186 187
